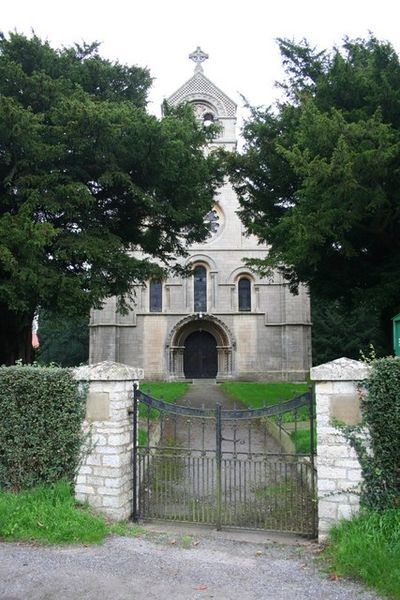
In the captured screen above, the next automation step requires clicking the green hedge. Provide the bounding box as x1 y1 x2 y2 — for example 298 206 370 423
0 365 87 491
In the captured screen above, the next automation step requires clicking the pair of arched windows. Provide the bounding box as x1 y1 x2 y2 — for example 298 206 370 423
150 271 252 313
150 269 206 313
193 266 252 313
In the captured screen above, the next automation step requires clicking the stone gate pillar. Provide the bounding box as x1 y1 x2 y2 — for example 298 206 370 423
74 361 144 521
310 357 370 541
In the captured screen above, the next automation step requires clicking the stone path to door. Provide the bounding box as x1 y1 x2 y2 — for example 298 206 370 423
176 379 281 454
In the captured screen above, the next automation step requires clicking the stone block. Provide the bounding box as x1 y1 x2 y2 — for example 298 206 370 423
347 469 362 482
95 466 122 478
108 433 131 446
97 486 121 496
75 484 94 495
78 466 93 475
92 433 107 446
316 381 335 393
318 445 350 459
102 495 124 508
335 458 360 469
86 392 110 422
317 479 336 492
102 506 131 521
102 454 123 467
318 466 347 480
319 501 338 519
86 454 102 466
104 477 122 488
86 476 105 487
330 394 362 426
338 504 354 519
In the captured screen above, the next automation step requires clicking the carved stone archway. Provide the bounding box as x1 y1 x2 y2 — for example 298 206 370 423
167 314 235 379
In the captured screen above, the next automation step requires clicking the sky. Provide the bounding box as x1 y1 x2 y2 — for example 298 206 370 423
2 0 400 130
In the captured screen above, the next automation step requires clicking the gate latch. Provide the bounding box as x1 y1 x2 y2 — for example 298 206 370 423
221 437 246 444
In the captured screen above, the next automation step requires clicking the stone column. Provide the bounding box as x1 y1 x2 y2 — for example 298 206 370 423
310 357 370 541
74 361 144 521
169 346 185 378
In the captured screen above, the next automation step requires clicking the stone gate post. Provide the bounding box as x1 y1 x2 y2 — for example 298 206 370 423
74 361 144 521
310 357 370 541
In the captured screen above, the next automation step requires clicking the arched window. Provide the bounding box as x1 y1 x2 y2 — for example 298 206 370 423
193 266 207 312
238 277 251 312
149 280 162 312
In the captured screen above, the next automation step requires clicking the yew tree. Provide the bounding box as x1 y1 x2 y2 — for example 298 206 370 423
230 36 400 351
0 33 222 364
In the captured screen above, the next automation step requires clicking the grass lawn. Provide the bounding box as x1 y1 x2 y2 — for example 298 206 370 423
325 509 400 599
221 382 312 454
0 481 143 545
220 382 308 409
140 382 189 403
139 382 189 420
290 428 315 454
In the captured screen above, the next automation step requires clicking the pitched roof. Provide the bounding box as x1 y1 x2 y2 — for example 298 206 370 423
166 71 236 118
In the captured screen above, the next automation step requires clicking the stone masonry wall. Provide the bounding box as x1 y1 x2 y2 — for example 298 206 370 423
311 357 370 541
74 361 144 521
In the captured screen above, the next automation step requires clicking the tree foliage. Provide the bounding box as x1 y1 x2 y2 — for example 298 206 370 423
230 36 400 350
0 33 222 364
36 310 89 367
311 296 386 365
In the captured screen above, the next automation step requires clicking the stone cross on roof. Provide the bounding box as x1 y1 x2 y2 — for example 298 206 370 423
189 46 209 73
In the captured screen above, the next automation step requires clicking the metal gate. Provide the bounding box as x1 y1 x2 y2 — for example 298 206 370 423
131 386 317 536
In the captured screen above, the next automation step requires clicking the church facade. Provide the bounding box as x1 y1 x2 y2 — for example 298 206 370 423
89 49 312 381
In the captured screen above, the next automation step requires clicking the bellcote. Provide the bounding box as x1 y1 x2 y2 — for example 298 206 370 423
165 48 237 149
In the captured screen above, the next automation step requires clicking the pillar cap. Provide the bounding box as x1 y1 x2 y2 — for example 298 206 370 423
74 361 144 381
310 357 371 382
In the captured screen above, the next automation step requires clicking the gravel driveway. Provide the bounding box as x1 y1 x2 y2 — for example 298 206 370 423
0 525 381 600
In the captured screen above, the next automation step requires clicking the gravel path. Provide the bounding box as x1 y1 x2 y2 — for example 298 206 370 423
0 526 381 600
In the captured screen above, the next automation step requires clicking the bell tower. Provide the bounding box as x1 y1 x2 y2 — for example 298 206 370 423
166 47 237 152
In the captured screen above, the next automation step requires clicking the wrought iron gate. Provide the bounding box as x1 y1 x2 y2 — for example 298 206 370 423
131 385 317 536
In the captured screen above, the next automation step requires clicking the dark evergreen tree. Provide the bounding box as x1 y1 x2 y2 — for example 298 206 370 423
36 310 89 367
229 36 400 353
311 297 386 365
0 33 223 364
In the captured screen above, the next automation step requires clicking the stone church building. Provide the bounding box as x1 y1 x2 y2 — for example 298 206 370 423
89 49 311 381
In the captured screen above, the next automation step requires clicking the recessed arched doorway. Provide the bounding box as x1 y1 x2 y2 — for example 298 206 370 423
184 330 218 378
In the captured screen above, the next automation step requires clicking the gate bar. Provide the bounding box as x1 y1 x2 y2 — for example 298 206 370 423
309 385 317 538
215 402 222 531
132 382 139 522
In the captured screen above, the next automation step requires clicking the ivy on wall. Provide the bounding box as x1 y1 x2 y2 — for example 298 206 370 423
340 357 400 510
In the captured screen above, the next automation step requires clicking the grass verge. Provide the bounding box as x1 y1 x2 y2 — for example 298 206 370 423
0 480 143 545
324 509 400 599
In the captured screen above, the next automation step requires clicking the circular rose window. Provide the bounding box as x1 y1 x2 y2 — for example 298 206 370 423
204 204 224 241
